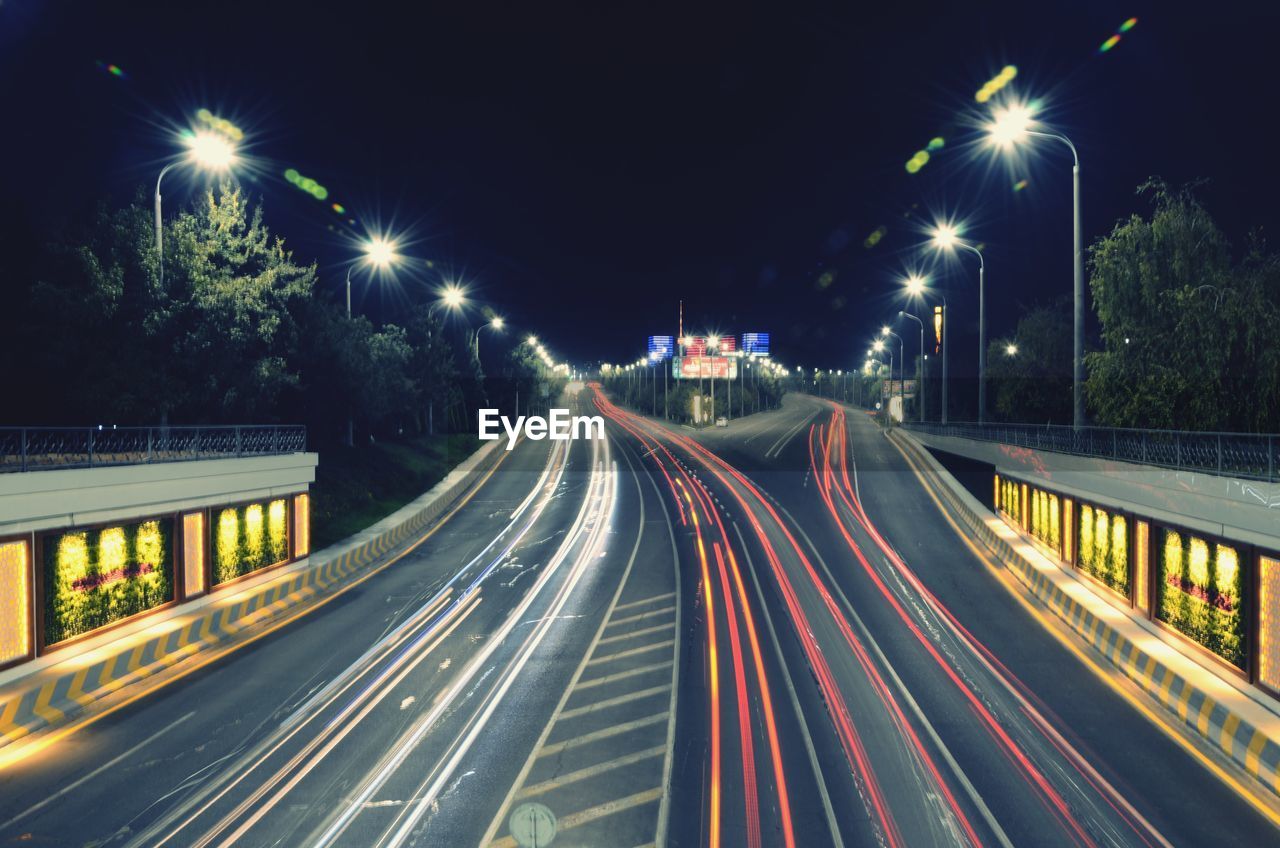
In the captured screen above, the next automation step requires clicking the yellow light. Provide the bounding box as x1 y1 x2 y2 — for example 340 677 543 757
294 493 310 558
526 334 538 345
873 339 885 352
905 275 926 296
988 103 1034 148
185 131 236 170
932 224 959 248
0 540 30 664
1006 343 1018 356
880 325 891 337
491 316 505 330
183 512 205 598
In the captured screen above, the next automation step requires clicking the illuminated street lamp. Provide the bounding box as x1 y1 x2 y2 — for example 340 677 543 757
903 274 947 423
880 326 904 421
707 335 720 426
1005 342 1019 356
155 130 237 287
987 102 1085 427
931 223 988 423
474 315 505 359
347 236 399 317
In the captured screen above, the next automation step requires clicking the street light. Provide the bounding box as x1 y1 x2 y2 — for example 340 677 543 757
898 311 925 422
475 315 505 360
931 223 987 423
987 101 1085 427
903 274 947 423
1005 342 1019 356
155 130 238 287
880 326 904 422
707 335 720 426
347 236 400 317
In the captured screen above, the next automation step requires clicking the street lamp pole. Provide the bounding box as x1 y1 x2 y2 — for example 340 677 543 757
882 328 904 422
899 311 925 423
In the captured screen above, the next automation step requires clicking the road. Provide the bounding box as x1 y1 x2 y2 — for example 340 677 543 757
2 388 1279 846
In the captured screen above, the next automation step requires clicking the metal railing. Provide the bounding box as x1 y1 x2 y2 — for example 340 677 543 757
0 425 307 472
902 421 1279 483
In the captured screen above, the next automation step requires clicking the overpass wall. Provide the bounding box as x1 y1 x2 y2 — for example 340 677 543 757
911 430 1280 698
0 453 318 671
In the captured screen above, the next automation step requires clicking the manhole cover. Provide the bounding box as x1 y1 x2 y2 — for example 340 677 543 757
508 802 557 847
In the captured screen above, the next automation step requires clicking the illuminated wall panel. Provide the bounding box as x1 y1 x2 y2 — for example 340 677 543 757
1134 521 1150 614
214 498 289 585
1261 556 1280 692
293 493 310 558
183 512 206 598
1076 503 1129 597
42 518 174 645
0 539 31 665
1157 528 1246 669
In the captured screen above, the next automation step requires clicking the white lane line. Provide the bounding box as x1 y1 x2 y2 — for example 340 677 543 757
0 710 198 831
535 713 669 759
558 685 673 721
475 439 658 846
605 606 676 628
596 622 675 646
516 745 666 799
612 592 675 613
733 523 846 848
584 640 675 667
574 660 673 692
766 497 1015 848
765 409 818 459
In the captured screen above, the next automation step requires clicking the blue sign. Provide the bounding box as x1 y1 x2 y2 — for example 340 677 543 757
647 335 675 360
741 332 771 355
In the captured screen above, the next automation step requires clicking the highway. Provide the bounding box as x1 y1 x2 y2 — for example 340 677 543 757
2 389 1279 846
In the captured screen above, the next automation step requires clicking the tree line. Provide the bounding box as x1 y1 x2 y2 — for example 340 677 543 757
0 185 562 445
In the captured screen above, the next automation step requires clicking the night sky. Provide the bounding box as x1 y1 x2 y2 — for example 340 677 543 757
2 1 1277 392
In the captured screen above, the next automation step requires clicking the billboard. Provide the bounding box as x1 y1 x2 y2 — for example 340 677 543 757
683 336 706 356
673 356 738 380
716 335 736 353
647 335 674 360
741 332 771 356
881 380 917 398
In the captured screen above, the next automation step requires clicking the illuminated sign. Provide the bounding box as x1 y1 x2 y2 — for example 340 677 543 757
673 356 737 380
647 335 674 360
933 307 942 354
683 336 706 356
715 335 736 353
741 333 771 356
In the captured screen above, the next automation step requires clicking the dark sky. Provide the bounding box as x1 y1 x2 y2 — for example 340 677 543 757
2 1 1277 395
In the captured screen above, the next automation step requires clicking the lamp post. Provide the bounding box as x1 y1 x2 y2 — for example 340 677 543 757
156 131 237 288
880 327 904 422
707 335 720 426
988 103 1085 428
905 274 948 424
871 342 893 423
898 311 925 423
474 316 504 361
344 237 400 446
932 225 987 424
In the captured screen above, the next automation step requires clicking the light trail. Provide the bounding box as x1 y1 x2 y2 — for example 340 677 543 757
812 402 1176 848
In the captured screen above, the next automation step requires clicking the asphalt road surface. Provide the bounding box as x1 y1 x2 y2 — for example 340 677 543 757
2 388 1278 847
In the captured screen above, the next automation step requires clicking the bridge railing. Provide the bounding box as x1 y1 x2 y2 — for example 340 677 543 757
902 421 1279 483
0 425 308 473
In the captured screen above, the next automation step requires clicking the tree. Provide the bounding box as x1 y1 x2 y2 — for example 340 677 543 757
986 303 1072 424
1086 180 1280 431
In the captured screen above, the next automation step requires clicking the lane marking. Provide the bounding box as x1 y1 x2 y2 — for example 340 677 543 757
558 685 673 721
535 712 669 758
612 592 675 613
584 640 676 667
596 623 676 647
0 710 198 831
605 606 677 628
574 661 674 691
515 745 666 799
490 788 664 848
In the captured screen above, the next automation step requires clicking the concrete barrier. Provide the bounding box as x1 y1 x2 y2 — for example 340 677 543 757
0 440 502 749
890 429 1280 799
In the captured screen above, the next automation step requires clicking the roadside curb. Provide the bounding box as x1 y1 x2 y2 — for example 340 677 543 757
888 429 1280 799
0 440 502 752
